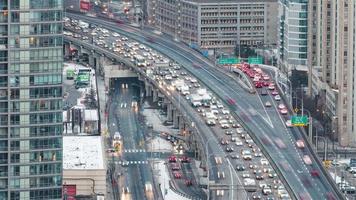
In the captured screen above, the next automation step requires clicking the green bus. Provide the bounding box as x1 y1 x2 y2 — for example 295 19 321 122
66 69 75 80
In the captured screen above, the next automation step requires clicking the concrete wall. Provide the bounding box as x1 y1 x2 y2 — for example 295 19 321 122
63 169 107 196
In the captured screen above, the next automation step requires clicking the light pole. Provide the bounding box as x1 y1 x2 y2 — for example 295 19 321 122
64 5 74 19
314 135 328 161
292 95 313 144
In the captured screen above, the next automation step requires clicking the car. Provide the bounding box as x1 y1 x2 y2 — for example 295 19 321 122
274 95 281 101
252 193 262 200
185 179 193 186
217 171 225 179
275 138 287 149
268 173 277 178
253 169 262 174
215 157 223 165
271 90 278 96
254 153 262 157
220 139 229 145
122 187 130 194
280 108 288 115
310 169 320 177
242 173 250 178
168 155 177 162
260 158 269 165
249 164 258 169
173 172 182 179
268 84 275 90
296 140 305 148
263 75 270 81
265 101 272 107
230 154 239 159
278 104 286 109
225 130 233 135
221 123 229 129
236 165 246 171
261 88 268 95
181 156 190 163
285 120 293 127
232 123 240 128
225 147 234 152
171 163 180 171
255 81 263 88
262 186 272 195
303 155 312 165
255 173 264 180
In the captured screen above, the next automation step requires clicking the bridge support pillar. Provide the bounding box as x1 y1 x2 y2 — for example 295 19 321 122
145 84 152 97
89 52 95 67
64 43 71 57
167 104 173 122
152 90 158 102
173 110 179 129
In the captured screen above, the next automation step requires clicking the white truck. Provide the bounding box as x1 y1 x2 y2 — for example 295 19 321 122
243 178 257 192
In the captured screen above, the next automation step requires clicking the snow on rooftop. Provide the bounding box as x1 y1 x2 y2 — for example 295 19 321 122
63 136 104 170
84 109 98 121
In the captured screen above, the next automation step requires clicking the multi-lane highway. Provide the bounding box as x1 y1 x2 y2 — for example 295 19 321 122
108 78 155 200
67 12 343 199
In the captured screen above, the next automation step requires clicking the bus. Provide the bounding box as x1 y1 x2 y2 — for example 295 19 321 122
66 69 75 80
134 55 146 67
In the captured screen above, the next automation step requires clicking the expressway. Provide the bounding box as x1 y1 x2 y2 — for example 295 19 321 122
67 12 343 199
108 78 155 200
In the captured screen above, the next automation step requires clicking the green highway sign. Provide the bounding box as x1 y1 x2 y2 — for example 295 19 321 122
218 57 240 65
291 116 308 126
248 57 263 64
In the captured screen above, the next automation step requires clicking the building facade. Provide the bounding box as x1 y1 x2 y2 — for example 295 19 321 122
278 0 308 73
308 0 356 146
0 0 63 199
148 0 278 54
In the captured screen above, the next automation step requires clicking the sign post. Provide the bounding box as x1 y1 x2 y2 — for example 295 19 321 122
218 57 240 65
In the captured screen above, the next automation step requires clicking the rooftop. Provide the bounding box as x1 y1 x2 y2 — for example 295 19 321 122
63 136 104 170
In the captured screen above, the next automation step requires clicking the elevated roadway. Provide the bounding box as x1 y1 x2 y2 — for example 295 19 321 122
66 12 344 200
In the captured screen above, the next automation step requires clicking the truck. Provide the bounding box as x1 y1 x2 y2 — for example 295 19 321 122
243 178 257 192
66 69 75 80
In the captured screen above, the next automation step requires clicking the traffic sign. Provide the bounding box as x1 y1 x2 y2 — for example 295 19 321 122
248 57 263 64
291 116 308 126
218 57 240 65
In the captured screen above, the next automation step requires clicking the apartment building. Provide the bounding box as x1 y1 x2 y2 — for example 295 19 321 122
308 0 356 146
278 0 308 73
148 0 278 54
0 0 63 199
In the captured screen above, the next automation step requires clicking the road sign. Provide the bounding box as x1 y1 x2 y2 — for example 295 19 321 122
248 57 263 64
218 57 240 65
291 116 308 126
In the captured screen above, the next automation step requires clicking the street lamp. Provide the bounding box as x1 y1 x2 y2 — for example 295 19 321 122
314 135 328 161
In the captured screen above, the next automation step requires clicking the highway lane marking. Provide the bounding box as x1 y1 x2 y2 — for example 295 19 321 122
69 16 322 195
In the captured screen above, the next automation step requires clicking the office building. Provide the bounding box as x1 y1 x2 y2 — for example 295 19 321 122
148 0 278 55
278 0 308 73
308 0 356 146
0 0 63 199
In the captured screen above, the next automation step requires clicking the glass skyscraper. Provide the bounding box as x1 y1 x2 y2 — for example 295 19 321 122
0 0 63 199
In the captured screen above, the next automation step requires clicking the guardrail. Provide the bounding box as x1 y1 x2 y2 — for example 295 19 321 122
275 79 345 200
65 32 291 199
230 67 256 94
65 36 220 199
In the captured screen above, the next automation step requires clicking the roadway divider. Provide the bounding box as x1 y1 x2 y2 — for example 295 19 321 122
168 181 202 200
274 80 345 200
229 66 256 94
65 36 220 199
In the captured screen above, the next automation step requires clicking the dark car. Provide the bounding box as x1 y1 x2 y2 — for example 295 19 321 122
236 165 245 171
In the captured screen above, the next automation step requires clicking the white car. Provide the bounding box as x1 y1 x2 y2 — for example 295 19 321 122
278 104 286 109
221 109 230 115
265 101 272 107
274 95 281 101
285 120 292 127
280 108 288 115
260 158 269 165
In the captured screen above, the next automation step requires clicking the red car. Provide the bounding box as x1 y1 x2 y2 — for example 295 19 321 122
173 172 182 179
310 169 320 177
227 98 236 105
171 163 180 171
271 90 278 96
168 155 177 162
255 81 263 88
262 81 270 87
181 156 190 163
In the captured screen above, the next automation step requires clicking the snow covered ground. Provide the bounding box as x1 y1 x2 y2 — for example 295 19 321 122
146 137 173 153
152 160 191 200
